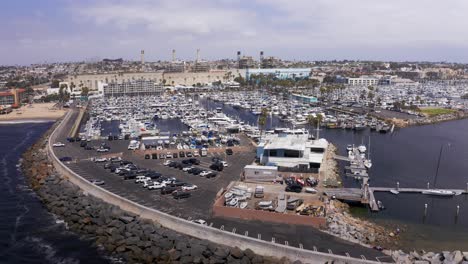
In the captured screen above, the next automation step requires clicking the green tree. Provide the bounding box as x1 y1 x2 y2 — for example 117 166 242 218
258 108 268 137
81 87 89 96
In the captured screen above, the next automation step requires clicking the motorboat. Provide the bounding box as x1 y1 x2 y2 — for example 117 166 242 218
390 189 399 195
228 198 238 207
364 159 372 169
305 187 317 194
422 189 455 196
357 145 367 153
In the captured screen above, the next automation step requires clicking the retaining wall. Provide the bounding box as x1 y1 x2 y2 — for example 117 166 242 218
48 110 383 264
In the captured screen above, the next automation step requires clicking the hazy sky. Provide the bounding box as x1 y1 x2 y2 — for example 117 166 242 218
2 0 468 65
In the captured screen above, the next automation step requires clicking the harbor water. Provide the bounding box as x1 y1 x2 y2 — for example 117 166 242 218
200 98 468 251
0 123 113 264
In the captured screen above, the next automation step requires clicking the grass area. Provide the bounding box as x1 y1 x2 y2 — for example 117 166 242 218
420 108 456 117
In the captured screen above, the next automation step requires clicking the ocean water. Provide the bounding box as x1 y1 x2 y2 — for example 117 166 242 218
0 123 113 264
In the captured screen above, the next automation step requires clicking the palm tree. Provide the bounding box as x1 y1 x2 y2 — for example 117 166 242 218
258 108 268 137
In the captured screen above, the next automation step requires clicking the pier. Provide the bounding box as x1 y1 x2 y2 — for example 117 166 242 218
323 186 468 212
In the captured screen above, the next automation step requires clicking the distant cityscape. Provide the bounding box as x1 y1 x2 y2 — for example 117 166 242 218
2 50 468 114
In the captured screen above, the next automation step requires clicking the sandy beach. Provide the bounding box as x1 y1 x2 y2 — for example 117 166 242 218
0 103 67 123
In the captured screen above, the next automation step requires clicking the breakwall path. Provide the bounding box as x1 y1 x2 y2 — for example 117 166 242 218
47 110 383 264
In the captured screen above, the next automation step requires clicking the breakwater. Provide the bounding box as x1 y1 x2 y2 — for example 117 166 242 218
22 129 290 263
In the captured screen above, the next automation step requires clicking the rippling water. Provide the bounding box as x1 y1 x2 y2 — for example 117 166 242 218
0 123 112 264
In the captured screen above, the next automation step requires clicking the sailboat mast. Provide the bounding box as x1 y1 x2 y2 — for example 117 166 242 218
433 144 444 188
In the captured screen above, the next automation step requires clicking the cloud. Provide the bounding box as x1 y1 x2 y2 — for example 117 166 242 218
2 0 468 64
73 0 258 37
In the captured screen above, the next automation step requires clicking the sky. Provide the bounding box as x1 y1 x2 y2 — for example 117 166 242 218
2 0 468 65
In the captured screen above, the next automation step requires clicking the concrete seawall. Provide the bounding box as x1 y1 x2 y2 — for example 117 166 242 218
48 111 383 264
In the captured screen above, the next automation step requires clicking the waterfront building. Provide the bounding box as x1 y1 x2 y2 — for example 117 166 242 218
246 68 312 81
0 88 26 108
257 133 328 172
103 80 164 97
347 76 380 86
65 70 244 91
291 93 318 104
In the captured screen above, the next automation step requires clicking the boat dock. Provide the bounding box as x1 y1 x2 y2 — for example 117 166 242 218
323 186 468 212
370 187 467 194
333 154 351 162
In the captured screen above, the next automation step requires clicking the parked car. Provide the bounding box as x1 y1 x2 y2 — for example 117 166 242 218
135 176 147 183
172 191 191 199
161 186 178 195
199 171 211 177
285 184 303 193
148 182 166 190
182 166 194 172
182 184 198 191
189 158 200 165
59 156 72 162
53 142 65 147
210 163 224 172
206 171 217 178
166 152 173 158
97 148 109 152
173 153 178 158
145 172 162 179
225 148 233 155
186 152 193 157
179 151 185 158
168 162 179 168
193 151 199 157
159 153 166 159
80 141 87 148
94 157 108 163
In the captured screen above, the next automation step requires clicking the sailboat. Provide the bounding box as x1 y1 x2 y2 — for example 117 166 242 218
364 136 372 169
422 143 455 197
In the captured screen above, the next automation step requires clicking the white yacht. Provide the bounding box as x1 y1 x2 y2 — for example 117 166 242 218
422 189 455 196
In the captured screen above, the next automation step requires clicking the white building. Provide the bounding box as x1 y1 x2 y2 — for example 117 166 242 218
347 76 380 86
257 134 328 172
103 80 164 97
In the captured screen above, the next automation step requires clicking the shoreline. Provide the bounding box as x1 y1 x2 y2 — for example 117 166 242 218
387 111 468 128
0 102 67 123
0 119 57 124
21 122 301 264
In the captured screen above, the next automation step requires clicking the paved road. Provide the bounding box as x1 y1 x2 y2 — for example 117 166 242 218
51 107 390 261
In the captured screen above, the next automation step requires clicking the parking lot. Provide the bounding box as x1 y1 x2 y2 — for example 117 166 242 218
51 109 388 261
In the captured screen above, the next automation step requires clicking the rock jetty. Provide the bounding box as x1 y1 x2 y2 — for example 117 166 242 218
22 129 300 264
325 200 396 248
390 249 468 264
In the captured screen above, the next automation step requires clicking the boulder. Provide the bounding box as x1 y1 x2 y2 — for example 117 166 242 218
231 247 244 259
191 244 207 257
119 216 134 224
169 249 181 261
214 247 230 259
252 255 263 264
453 251 464 263
244 248 256 259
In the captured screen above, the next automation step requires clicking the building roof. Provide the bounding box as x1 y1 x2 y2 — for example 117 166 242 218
263 134 307 151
